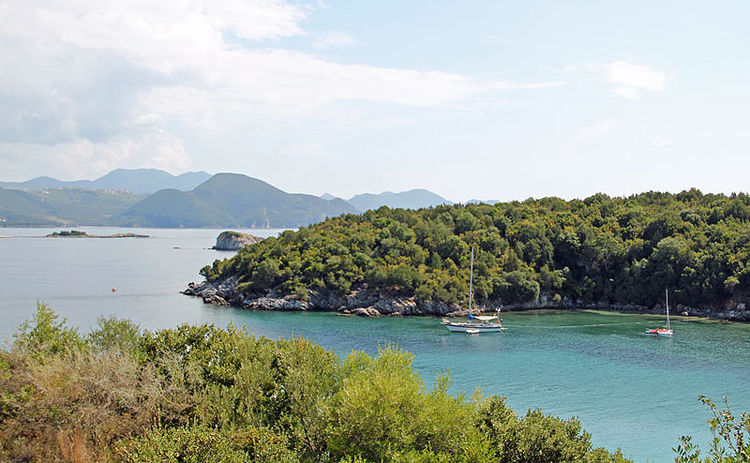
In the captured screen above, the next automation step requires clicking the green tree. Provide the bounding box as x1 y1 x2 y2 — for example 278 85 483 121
674 396 750 463
14 302 86 356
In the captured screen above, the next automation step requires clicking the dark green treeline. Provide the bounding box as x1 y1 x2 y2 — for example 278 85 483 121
203 189 750 309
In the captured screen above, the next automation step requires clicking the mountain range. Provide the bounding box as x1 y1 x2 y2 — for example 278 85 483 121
0 169 453 227
0 168 212 194
349 189 452 211
322 189 452 211
118 174 357 228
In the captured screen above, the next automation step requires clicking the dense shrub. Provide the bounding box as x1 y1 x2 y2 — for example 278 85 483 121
1 305 631 462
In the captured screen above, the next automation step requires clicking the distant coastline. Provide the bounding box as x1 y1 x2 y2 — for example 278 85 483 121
46 230 149 239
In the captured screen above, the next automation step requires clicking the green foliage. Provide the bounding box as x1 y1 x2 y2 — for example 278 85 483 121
327 346 476 461
674 396 750 462
13 302 86 356
493 271 540 304
475 396 630 462
0 307 633 463
208 190 750 309
88 316 143 355
116 425 301 462
116 426 251 463
48 229 88 237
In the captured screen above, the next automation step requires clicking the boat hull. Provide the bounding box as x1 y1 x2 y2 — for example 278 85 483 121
445 322 503 333
645 328 673 337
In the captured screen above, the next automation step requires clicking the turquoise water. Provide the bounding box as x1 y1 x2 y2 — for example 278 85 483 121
1 228 749 462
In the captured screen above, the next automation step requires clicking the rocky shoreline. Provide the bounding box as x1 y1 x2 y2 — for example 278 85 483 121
183 277 750 322
183 277 468 317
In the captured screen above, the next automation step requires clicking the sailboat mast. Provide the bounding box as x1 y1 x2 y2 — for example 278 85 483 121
666 288 671 330
468 247 474 314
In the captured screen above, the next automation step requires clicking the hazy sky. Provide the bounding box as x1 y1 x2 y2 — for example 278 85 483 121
1 0 748 202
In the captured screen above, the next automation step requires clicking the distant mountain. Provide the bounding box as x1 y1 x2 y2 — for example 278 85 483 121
0 188 58 226
0 168 211 194
87 169 212 193
0 187 144 226
347 189 452 212
117 173 358 228
320 193 340 201
1 172 454 227
2 176 66 191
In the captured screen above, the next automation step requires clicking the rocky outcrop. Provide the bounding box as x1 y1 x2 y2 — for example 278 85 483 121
676 302 750 322
183 278 750 322
213 231 264 250
182 280 465 317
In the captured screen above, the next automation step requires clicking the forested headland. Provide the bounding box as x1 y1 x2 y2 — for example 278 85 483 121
195 190 750 318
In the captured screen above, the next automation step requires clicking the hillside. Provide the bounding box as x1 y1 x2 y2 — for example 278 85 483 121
34 189 145 224
0 187 143 226
198 189 750 316
0 188 62 226
0 168 211 194
348 189 452 211
118 173 358 227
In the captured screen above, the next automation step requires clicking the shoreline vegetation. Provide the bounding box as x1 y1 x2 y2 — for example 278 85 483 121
3 304 748 462
188 191 750 322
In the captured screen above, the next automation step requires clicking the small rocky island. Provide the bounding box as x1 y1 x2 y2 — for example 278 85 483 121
46 230 149 238
212 231 264 250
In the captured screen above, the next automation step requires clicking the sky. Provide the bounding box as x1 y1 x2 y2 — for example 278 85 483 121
0 0 748 202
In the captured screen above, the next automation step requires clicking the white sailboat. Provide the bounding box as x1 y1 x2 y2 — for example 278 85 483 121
442 247 504 333
645 289 674 337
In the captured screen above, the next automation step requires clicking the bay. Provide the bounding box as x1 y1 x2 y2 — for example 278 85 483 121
1 227 749 462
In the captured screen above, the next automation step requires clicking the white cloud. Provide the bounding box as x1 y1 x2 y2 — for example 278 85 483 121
491 80 569 90
0 0 494 135
605 61 669 100
312 31 359 49
1 0 569 114
0 129 192 180
0 0 570 180
612 86 641 101
607 61 668 91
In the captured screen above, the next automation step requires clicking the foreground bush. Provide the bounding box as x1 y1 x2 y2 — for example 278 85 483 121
1 304 634 462
674 396 750 462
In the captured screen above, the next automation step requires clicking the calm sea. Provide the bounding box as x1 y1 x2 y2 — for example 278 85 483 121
1 227 749 462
